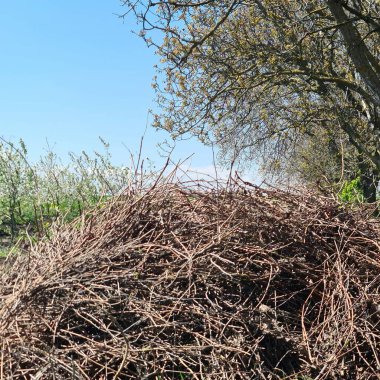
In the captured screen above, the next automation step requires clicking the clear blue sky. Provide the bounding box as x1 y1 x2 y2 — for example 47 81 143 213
0 1 215 170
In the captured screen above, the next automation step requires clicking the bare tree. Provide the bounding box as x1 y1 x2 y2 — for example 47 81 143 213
123 0 380 200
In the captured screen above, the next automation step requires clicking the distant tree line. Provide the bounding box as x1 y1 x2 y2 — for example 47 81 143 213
0 139 130 241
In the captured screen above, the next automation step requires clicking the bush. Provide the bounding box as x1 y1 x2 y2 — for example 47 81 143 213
338 176 365 203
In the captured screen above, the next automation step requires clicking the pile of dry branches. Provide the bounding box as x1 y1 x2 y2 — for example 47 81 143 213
0 177 379 379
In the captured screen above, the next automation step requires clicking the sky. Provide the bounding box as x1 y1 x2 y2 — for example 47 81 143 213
0 0 221 174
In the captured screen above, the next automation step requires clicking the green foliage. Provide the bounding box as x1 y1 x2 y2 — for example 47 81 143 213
338 177 364 204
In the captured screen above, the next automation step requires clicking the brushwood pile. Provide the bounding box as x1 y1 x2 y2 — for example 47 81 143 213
0 179 379 379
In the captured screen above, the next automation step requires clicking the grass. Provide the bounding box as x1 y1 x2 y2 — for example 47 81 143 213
0 247 9 258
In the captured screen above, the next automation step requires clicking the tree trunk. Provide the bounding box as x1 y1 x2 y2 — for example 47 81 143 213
358 159 378 203
361 174 377 203
327 0 380 107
